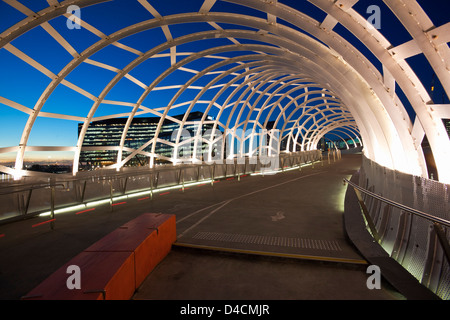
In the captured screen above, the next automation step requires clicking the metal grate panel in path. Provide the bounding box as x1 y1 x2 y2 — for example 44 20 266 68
192 231 342 251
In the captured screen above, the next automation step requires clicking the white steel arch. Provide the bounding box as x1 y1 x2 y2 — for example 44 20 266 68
0 0 448 183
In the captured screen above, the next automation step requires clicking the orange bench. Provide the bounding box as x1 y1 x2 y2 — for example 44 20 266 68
22 213 176 300
23 251 135 300
85 213 176 288
122 213 176 267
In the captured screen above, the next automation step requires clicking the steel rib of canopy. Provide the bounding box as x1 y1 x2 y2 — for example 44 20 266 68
0 0 448 183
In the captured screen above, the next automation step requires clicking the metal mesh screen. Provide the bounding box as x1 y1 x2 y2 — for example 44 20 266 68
359 155 450 300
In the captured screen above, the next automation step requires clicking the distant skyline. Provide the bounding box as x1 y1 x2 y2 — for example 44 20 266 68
0 152 74 165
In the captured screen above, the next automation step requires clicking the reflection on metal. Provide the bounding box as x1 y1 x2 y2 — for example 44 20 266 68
0 0 448 183
354 156 450 299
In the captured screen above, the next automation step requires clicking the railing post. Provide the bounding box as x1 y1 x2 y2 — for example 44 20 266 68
122 176 128 195
24 189 32 216
155 171 159 189
50 186 55 230
177 167 182 185
81 180 87 203
149 172 153 200
224 161 227 178
235 159 240 181
181 168 185 193
434 223 450 265
347 183 380 243
109 180 113 211
17 193 23 216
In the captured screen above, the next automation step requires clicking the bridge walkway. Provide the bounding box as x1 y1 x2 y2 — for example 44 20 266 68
0 154 405 300
133 153 404 300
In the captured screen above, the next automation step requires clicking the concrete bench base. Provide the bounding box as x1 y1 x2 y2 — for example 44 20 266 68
22 213 176 300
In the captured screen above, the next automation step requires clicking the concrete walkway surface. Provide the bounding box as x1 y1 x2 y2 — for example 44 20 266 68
0 154 405 300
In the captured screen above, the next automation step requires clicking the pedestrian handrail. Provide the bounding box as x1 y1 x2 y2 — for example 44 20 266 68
343 178 450 228
0 183 65 196
343 178 450 265
0 151 324 227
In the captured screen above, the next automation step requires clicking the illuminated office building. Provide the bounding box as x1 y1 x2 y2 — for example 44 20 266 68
78 112 216 168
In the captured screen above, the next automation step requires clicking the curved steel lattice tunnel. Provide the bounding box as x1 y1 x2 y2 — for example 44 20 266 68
0 0 449 183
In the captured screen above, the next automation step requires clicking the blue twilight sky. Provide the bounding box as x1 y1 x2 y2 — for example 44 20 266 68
0 0 448 163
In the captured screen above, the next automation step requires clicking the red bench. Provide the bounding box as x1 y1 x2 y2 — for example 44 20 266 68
22 213 176 300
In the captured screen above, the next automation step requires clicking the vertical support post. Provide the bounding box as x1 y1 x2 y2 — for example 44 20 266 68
352 186 380 243
81 180 87 203
182 168 185 193
50 186 55 230
155 171 159 189
24 189 33 216
178 168 182 185
237 161 241 181
434 223 450 265
224 161 227 178
17 193 23 215
110 180 113 211
149 172 153 200
123 176 128 195
261 158 265 177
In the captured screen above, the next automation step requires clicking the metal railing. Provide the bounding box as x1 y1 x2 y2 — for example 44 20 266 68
0 151 323 226
0 183 66 229
343 178 450 264
0 164 217 225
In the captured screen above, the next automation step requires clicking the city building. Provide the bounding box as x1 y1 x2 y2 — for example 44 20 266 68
78 112 217 168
